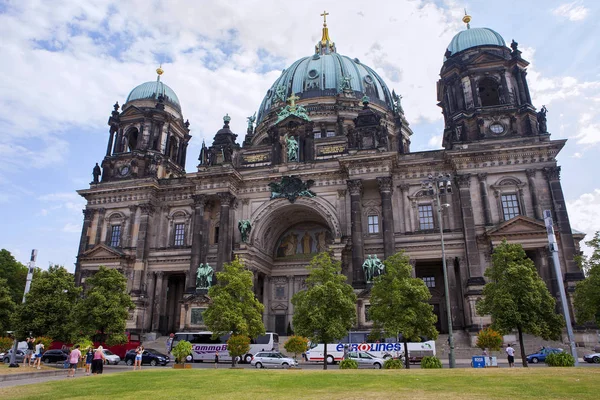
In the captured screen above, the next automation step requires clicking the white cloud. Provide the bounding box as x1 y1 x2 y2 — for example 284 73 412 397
428 135 443 148
567 189 600 257
551 2 590 21
62 223 81 233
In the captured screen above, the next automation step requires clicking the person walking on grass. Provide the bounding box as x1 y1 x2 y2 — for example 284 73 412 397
506 344 515 368
68 345 81 378
214 350 219 368
85 347 94 376
33 342 44 370
24 338 34 367
133 346 144 371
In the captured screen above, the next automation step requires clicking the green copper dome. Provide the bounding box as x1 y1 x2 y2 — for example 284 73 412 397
126 79 181 110
447 27 506 56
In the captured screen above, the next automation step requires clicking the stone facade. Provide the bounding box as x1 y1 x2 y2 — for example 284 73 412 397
75 21 584 339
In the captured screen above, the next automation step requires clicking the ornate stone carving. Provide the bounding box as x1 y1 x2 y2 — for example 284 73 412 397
337 189 347 198
525 169 537 179
477 173 488 182
192 194 207 207
139 203 155 215
398 184 410 193
455 174 471 188
377 177 393 193
347 179 363 196
543 166 561 181
268 176 316 203
82 209 95 220
217 192 235 206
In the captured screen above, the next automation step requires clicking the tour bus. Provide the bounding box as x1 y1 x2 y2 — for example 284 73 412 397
305 332 436 364
171 331 279 363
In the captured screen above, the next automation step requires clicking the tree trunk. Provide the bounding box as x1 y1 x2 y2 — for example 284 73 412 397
231 356 235 368
517 326 528 368
403 337 410 369
323 342 328 370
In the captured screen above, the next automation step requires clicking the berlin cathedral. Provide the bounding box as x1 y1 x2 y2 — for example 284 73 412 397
75 12 585 342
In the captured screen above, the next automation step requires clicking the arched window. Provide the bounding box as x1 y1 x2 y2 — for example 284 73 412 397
126 128 139 152
169 136 178 161
478 78 500 107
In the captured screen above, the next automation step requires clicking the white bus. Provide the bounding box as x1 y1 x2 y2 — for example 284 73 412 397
171 331 279 363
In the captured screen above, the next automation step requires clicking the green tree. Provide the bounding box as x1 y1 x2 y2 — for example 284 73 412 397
0 249 28 305
368 251 438 368
574 231 600 325
291 252 357 370
203 256 265 367
75 266 134 346
284 335 309 361
12 265 81 342
476 240 564 367
171 340 193 365
226 334 251 366
476 327 503 353
0 278 16 334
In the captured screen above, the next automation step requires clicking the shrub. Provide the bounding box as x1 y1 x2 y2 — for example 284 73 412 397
476 328 503 352
73 337 94 352
0 337 13 352
421 356 442 369
383 358 404 369
545 352 575 367
339 359 358 369
284 336 309 360
226 334 251 365
171 340 193 364
34 336 53 351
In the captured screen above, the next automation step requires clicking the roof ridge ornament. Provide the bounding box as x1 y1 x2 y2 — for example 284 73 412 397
156 64 164 81
315 10 336 55
463 9 471 29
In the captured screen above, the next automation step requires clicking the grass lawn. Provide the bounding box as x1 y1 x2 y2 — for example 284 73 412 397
0 368 597 399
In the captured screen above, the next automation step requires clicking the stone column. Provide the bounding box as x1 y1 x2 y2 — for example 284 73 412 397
543 167 583 278
477 173 492 225
95 208 106 245
409 259 417 279
347 179 365 287
151 271 164 332
75 209 95 285
518 188 528 217
125 205 137 247
132 203 154 294
262 276 271 329
470 77 480 108
455 174 482 281
377 177 395 258
526 169 542 220
399 184 410 233
287 275 294 328
187 194 206 293
216 192 235 271
106 127 116 157
514 67 526 105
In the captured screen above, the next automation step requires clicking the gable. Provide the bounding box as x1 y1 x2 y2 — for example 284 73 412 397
468 51 508 66
485 216 547 238
80 244 128 260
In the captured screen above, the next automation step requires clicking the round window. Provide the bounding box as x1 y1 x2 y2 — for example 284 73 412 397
364 75 374 85
308 69 319 79
489 123 505 134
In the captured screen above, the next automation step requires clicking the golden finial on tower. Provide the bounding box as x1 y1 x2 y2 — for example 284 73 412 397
462 9 471 29
321 10 329 26
156 64 164 76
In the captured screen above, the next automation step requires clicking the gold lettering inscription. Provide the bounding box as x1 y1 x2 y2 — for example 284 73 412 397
244 154 268 163
319 145 346 155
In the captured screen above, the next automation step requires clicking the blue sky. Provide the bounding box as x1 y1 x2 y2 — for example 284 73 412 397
0 0 599 270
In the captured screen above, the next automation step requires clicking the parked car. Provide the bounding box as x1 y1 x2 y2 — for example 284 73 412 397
41 349 69 364
526 347 563 363
1 349 25 364
251 352 298 369
124 348 169 366
583 352 600 364
347 351 384 369
103 349 121 365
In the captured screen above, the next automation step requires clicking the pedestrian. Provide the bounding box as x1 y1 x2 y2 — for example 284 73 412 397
214 350 219 368
92 345 106 374
24 338 34 367
133 346 143 371
506 344 515 368
166 333 174 354
85 346 94 376
68 344 81 377
34 342 44 370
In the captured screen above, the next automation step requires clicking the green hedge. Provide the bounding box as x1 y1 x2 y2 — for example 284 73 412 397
545 352 575 367
339 359 358 369
421 356 443 369
383 358 404 369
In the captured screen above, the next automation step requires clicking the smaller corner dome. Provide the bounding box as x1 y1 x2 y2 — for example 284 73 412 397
125 80 181 110
447 27 506 56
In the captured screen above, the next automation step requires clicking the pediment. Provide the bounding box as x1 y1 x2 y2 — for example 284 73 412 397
485 216 547 237
119 105 145 118
271 302 288 311
80 244 128 260
468 51 507 66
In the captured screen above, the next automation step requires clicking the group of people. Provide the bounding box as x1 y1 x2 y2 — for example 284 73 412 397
66 344 107 377
23 337 44 369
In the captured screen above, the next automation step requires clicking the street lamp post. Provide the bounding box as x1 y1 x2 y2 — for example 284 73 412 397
423 174 455 368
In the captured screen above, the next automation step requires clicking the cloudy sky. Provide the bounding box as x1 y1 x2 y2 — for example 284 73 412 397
0 0 599 270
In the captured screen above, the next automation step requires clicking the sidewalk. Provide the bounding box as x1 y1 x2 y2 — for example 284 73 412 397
0 366 68 383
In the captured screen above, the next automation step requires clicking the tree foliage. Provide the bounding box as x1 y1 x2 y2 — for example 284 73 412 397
574 231 600 325
75 266 134 346
0 336 13 352
291 252 357 370
0 249 28 305
476 327 503 352
476 240 564 367
226 334 251 365
368 251 438 368
12 265 81 342
203 257 265 342
171 340 193 364
284 335 309 360
0 278 16 334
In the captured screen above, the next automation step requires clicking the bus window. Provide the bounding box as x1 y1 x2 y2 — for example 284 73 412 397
255 335 270 345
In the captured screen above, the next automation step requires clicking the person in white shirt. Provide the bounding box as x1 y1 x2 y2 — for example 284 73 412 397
505 344 515 367
34 343 44 370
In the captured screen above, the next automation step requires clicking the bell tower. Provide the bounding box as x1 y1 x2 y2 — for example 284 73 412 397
437 13 549 149
98 67 191 183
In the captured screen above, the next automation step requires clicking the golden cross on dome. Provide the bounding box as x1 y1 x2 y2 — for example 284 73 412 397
321 10 329 26
287 93 300 109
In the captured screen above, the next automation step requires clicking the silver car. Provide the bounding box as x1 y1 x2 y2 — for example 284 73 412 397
347 351 384 369
251 352 298 369
1 349 26 364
